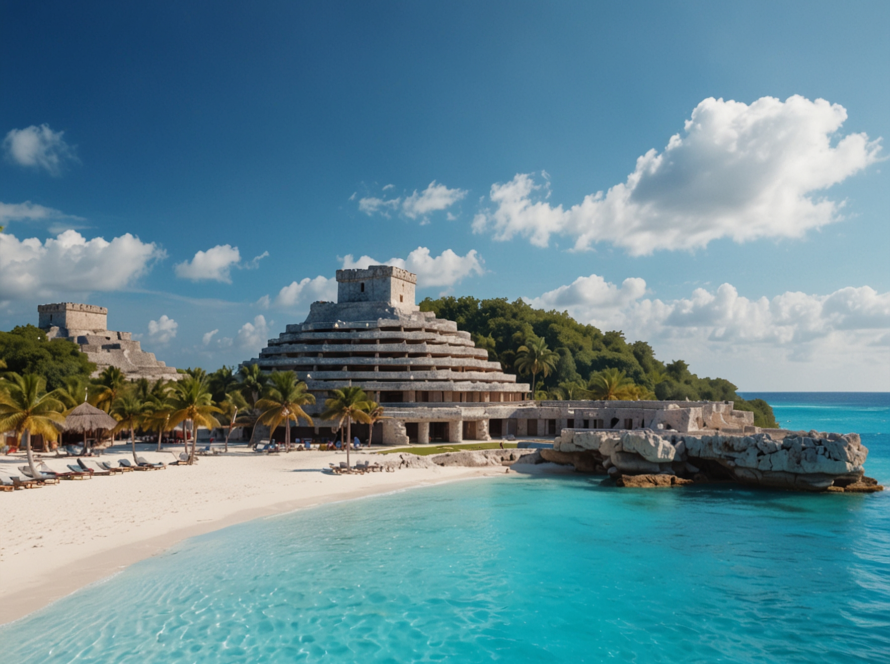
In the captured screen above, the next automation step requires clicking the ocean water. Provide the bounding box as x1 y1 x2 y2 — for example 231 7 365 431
2 394 889 663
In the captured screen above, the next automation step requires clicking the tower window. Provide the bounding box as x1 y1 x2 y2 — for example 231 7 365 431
400 295 404 302
360 283 365 292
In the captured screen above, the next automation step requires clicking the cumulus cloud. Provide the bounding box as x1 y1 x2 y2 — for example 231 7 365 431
174 245 241 283
3 124 77 175
273 276 337 308
474 96 883 255
147 315 178 345
236 315 270 352
341 246 484 288
202 329 219 346
0 229 165 300
528 274 890 357
357 181 467 221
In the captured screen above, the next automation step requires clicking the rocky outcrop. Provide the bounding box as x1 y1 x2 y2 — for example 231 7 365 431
379 448 538 470
550 428 882 493
616 474 693 488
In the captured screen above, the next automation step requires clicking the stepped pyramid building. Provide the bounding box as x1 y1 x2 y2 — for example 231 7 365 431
247 266 757 445
38 303 180 381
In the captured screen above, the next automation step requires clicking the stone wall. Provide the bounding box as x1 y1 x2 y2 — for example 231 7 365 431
38 302 107 333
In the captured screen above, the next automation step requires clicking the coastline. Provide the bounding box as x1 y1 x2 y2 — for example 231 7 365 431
0 448 508 625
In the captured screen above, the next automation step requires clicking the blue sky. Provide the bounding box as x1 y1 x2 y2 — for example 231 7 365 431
1 1 888 390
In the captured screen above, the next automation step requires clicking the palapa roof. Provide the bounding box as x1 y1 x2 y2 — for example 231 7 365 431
63 402 118 432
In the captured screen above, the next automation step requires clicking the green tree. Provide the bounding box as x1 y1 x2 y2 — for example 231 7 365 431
361 401 385 448
217 390 248 452
168 376 221 464
256 371 315 452
0 373 66 478
586 368 637 401
91 366 127 413
55 375 91 410
111 392 145 463
237 363 269 447
0 325 95 390
515 336 559 397
320 387 372 469
209 366 239 403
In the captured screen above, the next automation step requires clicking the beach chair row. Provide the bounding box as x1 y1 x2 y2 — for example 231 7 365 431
328 460 387 475
0 456 170 491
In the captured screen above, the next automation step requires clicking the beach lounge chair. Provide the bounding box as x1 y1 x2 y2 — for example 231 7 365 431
66 464 94 479
98 460 128 473
135 455 166 469
9 475 42 489
77 459 112 476
19 466 61 484
37 462 85 481
119 459 152 472
0 475 14 492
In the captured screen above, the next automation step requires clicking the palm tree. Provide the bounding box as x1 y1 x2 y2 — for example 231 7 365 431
514 336 559 397
256 371 315 452
0 373 66 478
217 390 248 452
237 364 268 446
168 376 221 464
55 375 91 409
209 366 239 403
92 367 126 410
320 387 372 469
586 368 637 401
361 401 385 448
111 392 146 462
556 380 587 401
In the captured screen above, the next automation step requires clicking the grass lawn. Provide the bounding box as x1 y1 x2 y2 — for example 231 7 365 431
377 442 518 456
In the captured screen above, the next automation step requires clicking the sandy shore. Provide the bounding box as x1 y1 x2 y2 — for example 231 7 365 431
0 446 508 625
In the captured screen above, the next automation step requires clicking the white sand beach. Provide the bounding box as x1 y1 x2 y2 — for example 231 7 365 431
0 447 506 625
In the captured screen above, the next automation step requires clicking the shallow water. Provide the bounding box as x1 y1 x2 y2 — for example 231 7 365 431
3 394 889 663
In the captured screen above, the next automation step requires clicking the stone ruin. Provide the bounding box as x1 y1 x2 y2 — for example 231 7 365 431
38 303 180 381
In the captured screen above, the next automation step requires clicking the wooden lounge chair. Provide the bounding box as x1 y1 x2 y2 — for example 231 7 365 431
66 464 93 479
77 459 112 476
9 475 42 489
135 455 166 469
98 460 128 473
19 466 61 484
119 459 152 471
37 462 86 481
0 476 14 492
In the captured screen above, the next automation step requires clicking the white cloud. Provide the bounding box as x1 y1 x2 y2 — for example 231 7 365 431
273 276 337 308
174 245 241 283
358 197 400 216
236 315 270 352
401 181 468 219
340 246 484 288
357 181 467 221
244 251 269 270
3 124 77 175
0 200 85 229
527 274 890 389
0 229 165 300
474 96 883 255
147 315 178 345
528 273 890 353
202 329 219 346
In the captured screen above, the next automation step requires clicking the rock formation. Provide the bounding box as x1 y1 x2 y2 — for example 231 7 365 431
543 428 883 493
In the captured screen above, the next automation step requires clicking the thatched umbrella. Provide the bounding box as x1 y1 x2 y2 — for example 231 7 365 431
63 402 118 454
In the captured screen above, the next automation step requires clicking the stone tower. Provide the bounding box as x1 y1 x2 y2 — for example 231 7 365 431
38 303 180 381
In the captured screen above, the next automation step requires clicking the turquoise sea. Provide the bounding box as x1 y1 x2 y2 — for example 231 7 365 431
2 393 889 663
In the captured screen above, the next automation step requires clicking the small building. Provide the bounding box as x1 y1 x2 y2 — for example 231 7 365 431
38 302 180 381
246 267 756 445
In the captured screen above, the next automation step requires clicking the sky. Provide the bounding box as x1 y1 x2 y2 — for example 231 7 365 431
1 1 888 391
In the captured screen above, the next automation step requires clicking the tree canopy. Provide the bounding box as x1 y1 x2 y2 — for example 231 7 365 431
0 325 96 391
420 296 777 427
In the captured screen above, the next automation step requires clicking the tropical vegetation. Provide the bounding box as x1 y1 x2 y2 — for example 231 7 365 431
420 296 777 427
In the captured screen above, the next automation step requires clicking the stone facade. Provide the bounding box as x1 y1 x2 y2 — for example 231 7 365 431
246 266 760 446
38 303 180 381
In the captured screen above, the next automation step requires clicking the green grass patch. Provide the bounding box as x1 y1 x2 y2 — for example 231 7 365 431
377 442 518 456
